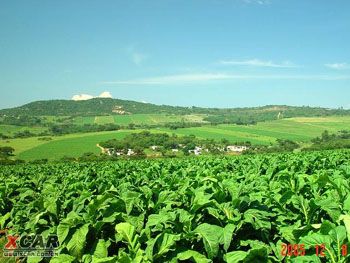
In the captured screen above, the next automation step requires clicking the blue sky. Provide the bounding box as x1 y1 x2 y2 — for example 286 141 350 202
0 0 349 109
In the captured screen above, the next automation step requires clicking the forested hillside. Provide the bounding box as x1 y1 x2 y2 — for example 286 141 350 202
1 98 349 119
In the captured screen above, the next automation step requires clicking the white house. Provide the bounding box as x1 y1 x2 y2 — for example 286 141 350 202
226 145 249 153
171 149 179 152
105 148 115 156
189 146 202 155
150 145 158 150
127 149 134 156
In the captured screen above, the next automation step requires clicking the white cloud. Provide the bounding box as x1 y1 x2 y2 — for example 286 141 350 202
324 63 349 70
126 45 148 66
98 91 113 98
72 94 94 101
243 0 270 5
219 59 298 68
102 73 233 85
72 91 113 101
131 52 148 66
101 73 350 85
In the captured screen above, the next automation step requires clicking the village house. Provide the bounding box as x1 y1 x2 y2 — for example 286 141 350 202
150 145 158 150
105 148 115 156
105 148 124 156
189 146 202 155
226 145 249 153
127 149 134 156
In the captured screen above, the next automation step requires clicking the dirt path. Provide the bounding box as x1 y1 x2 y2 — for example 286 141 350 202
96 144 106 154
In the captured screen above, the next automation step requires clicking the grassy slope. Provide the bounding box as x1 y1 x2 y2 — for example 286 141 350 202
112 114 205 125
2 116 349 161
17 131 134 160
0 124 47 136
71 114 206 125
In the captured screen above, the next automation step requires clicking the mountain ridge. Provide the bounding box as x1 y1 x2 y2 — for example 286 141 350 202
0 97 348 118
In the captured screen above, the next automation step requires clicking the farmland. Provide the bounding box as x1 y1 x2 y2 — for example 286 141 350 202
1 150 350 262
1 116 350 161
72 114 206 126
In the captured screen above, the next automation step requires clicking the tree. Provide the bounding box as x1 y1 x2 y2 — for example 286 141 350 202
0 147 15 158
276 139 299 151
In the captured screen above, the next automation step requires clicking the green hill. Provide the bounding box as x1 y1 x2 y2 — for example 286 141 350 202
0 98 195 116
1 98 349 118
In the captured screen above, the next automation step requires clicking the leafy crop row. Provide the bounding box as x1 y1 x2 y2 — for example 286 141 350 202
1 150 350 262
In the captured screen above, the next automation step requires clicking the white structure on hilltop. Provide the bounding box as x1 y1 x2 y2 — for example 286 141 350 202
226 145 249 153
72 91 112 101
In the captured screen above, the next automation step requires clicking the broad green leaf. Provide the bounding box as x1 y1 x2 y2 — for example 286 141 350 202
93 239 110 258
0 212 10 229
194 223 223 259
240 239 270 251
343 195 350 212
67 223 90 259
299 233 336 262
290 254 322 263
222 224 235 252
329 226 346 244
82 254 93 263
57 222 70 244
269 240 285 262
243 209 272 230
329 226 347 262
191 189 213 212
57 211 83 244
27 257 42 263
319 220 336 235
299 233 332 248
115 222 136 244
50 254 75 263
44 197 57 215
92 257 117 263
244 247 268 262
146 211 176 228
177 250 212 263
315 197 341 222
223 251 247 263
155 233 180 257
340 214 350 242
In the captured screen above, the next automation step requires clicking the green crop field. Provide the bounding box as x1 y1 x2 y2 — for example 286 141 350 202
1 116 350 161
166 117 350 143
69 114 206 126
0 124 47 136
17 131 136 161
1 150 350 262
73 116 95 125
94 116 115 124
112 114 204 125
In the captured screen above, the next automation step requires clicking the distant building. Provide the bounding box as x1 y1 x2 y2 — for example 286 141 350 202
105 148 115 156
150 145 158 150
105 148 123 156
226 145 248 153
127 149 134 156
171 149 179 152
189 146 202 155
